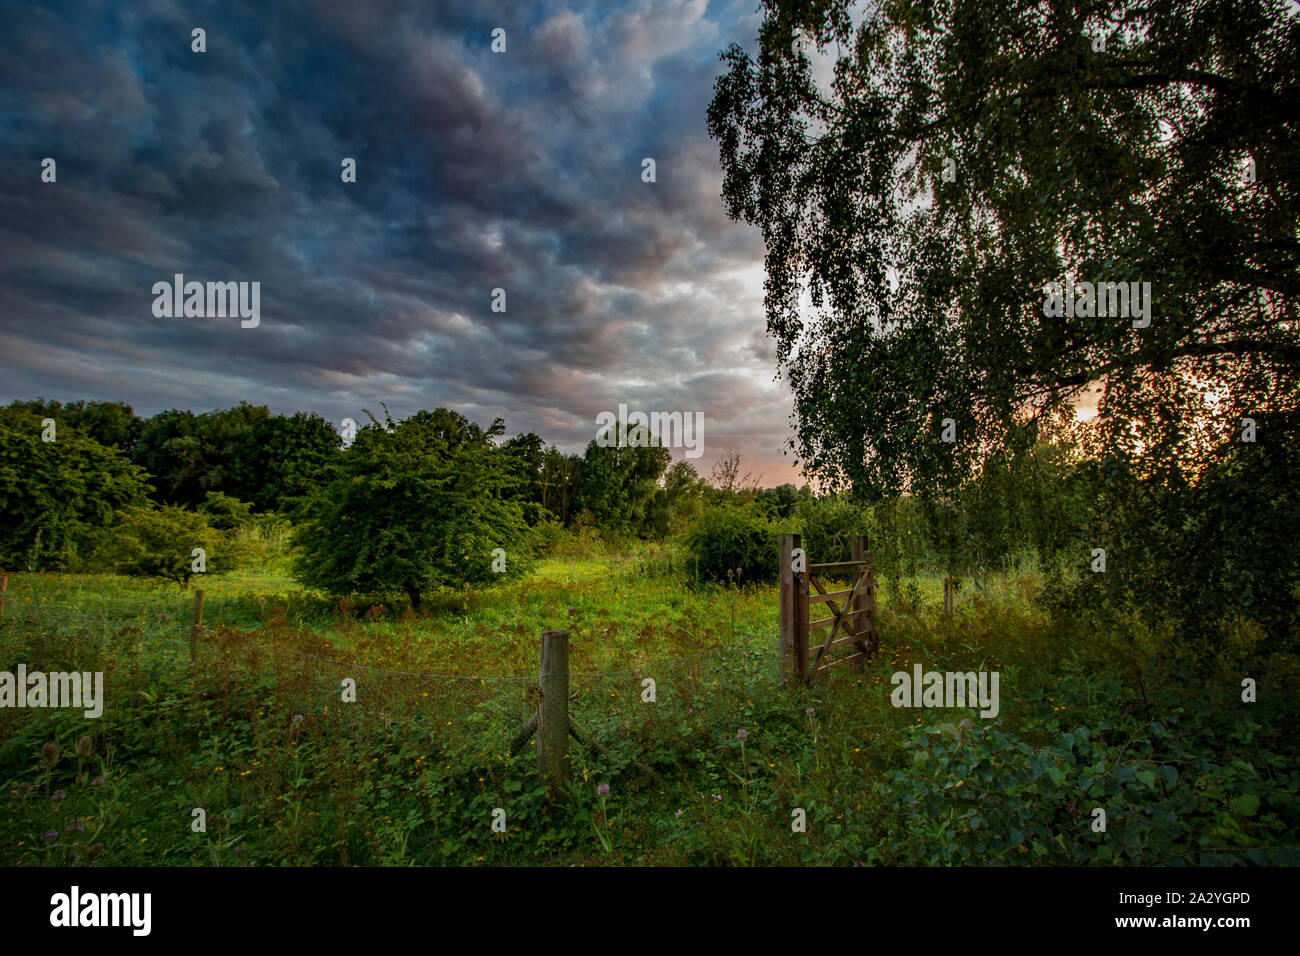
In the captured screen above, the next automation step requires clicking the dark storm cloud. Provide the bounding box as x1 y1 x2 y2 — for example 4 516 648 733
0 0 800 484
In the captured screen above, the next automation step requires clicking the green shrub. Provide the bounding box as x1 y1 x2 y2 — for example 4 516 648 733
92 505 227 587
684 504 778 584
196 491 256 530
792 496 870 564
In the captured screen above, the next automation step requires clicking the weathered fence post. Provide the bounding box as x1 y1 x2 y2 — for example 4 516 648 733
779 534 796 686
795 547 809 684
780 534 809 686
538 629 570 798
851 536 873 666
190 588 205 661
0 571 8 620
943 576 953 619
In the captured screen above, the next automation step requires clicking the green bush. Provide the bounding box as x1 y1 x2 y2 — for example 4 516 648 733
792 496 870 564
92 505 228 587
684 504 778 584
196 491 256 530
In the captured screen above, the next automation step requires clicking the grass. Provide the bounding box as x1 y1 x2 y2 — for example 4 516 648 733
1 546 1296 866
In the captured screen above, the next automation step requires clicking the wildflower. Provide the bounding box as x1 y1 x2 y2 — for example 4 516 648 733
40 742 58 766
737 728 747 742
51 789 66 801
675 809 682 818
66 818 85 833
596 783 610 797
712 794 722 801
43 830 58 842
76 735 92 758
292 714 304 724
806 707 815 716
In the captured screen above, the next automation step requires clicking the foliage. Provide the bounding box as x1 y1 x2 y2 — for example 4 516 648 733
291 408 533 609
792 495 869 563
684 503 779 584
1075 410 1300 670
197 491 256 531
575 428 672 535
1 555 1295 867
881 680 1299 866
0 407 150 571
226 411 341 515
708 0 1299 669
648 460 707 536
6 398 141 454
131 403 271 508
709 0 1299 496
754 482 813 520
92 505 228 587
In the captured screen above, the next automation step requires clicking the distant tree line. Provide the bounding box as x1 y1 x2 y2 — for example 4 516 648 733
0 398 826 600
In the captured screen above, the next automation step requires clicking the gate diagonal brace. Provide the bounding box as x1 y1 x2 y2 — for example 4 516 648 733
809 570 870 674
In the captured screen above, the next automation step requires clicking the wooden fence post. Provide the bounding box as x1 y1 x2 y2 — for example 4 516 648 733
943 576 953 619
779 534 797 686
190 589 205 661
538 629 570 799
795 546 809 685
851 536 871 665
0 571 8 621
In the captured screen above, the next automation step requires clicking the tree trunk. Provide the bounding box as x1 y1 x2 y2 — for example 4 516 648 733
405 582 421 610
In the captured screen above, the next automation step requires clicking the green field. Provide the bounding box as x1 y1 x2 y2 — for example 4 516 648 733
2 548 1296 866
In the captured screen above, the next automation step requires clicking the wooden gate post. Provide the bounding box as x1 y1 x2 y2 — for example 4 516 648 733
780 534 809 686
851 536 873 665
190 588 205 662
797 553 809 684
538 629 571 798
779 534 796 686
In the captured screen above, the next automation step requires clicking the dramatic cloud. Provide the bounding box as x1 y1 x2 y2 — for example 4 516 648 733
0 0 803 485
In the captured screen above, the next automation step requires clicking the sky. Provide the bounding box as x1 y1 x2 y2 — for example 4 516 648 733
0 0 810 487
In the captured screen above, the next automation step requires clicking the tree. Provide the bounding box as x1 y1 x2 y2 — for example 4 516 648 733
652 459 706 534
500 432 549 524
709 0 1300 661
708 0 1299 495
0 407 150 570
132 402 270 506
539 446 582 525
291 408 532 609
227 411 340 514
755 482 812 519
7 399 141 454
709 449 758 498
575 426 672 534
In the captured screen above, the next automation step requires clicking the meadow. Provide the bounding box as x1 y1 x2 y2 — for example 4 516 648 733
2 539 1296 866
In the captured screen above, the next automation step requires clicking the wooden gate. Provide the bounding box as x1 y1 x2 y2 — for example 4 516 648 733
779 533 877 685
